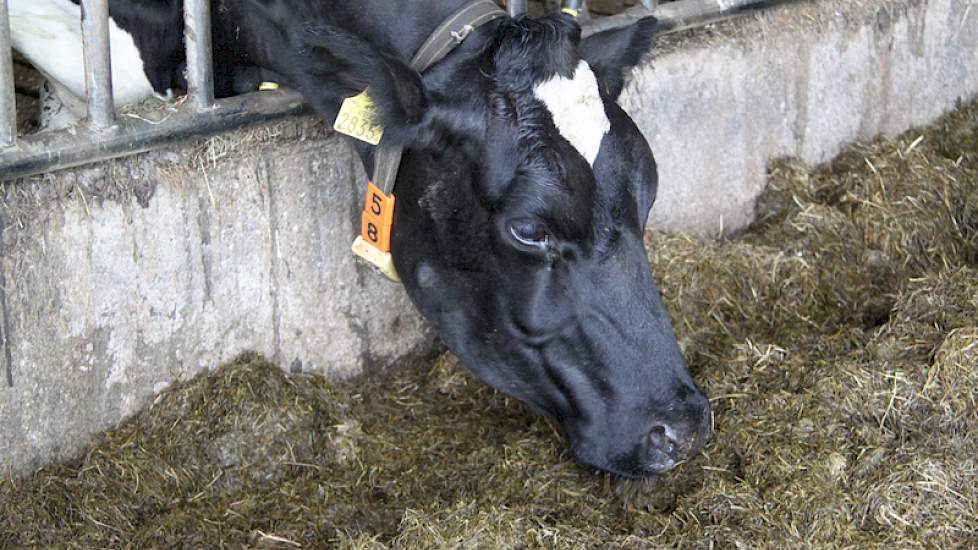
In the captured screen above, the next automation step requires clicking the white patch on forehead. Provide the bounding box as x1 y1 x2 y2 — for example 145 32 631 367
532 60 610 166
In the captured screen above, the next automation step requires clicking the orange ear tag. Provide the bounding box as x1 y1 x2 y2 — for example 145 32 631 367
351 182 400 281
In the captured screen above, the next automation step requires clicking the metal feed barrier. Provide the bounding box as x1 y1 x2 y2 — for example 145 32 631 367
0 0 788 179
507 0 660 17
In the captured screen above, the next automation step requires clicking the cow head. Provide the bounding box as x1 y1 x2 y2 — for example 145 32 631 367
300 13 711 478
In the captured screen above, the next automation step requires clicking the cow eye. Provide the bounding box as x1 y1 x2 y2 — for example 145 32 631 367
508 219 550 250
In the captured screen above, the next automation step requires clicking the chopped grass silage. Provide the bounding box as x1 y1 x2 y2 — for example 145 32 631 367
2 100 977 549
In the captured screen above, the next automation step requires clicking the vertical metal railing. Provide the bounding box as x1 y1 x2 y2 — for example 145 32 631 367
1 0 215 143
0 0 16 146
509 0 528 16
2 0 789 176
184 0 215 109
80 0 115 128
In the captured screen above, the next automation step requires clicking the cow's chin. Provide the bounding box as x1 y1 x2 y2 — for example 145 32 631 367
550 399 714 479
427 342 700 480
573 452 653 480
566 433 683 479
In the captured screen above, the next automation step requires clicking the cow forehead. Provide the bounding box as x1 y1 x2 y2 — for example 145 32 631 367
532 60 610 166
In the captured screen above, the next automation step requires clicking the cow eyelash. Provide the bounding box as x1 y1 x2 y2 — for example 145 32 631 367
508 219 551 251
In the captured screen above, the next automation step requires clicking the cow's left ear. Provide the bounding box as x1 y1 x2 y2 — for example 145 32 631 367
295 24 456 146
579 16 659 100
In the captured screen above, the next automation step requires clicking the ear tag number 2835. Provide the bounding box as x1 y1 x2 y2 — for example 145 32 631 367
334 91 385 145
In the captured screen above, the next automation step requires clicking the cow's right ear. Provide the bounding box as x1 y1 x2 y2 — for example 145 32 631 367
579 16 659 100
295 24 440 146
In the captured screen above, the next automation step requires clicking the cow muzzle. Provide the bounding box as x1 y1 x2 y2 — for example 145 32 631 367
640 388 712 474
565 382 712 479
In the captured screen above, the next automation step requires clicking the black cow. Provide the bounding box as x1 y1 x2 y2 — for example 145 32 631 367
10 0 712 478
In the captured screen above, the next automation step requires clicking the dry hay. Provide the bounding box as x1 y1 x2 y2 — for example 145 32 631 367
2 100 977 548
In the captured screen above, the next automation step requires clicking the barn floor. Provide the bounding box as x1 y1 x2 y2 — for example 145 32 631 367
2 98 976 548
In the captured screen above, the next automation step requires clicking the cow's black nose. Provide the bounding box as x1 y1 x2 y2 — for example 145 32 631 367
644 424 679 473
643 390 712 474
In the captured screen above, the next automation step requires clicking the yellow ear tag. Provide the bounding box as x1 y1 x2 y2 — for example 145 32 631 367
258 81 280 91
352 237 400 282
334 91 385 145
561 7 580 16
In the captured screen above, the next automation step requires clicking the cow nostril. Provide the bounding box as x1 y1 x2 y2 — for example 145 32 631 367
648 425 677 455
645 424 678 473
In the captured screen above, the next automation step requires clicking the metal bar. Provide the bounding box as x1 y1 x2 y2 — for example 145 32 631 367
562 0 589 20
582 0 799 36
184 0 214 109
641 0 658 9
1 0 803 179
1 0 18 146
0 90 309 180
80 0 115 128
509 0 527 17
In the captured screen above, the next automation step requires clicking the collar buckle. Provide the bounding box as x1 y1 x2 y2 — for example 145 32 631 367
451 24 476 43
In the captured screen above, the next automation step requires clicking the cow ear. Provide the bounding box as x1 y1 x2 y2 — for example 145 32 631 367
294 24 434 146
579 16 659 100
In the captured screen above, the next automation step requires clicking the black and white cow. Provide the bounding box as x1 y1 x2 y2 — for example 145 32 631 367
10 0 712 478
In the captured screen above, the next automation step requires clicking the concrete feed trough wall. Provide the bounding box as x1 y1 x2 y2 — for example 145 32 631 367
2 0 977 476
0 122 439 474
634 0 978 235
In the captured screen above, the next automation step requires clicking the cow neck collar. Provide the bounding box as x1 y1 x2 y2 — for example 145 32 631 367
353 0 504 281
409 0 506 73
371 0 506 196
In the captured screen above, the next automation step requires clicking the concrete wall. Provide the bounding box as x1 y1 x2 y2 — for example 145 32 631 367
629 0 978 235
2 0 977 476
0 121 439 474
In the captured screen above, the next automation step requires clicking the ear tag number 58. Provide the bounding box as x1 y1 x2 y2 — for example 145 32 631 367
351 182 399 282
334 91 385 145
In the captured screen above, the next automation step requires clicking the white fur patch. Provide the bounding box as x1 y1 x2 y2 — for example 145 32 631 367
533 60 610 165
39 80 81 130
9 0 155 108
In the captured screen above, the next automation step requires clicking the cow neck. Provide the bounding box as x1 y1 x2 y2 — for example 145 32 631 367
353 0 504 282
371 0 505 196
